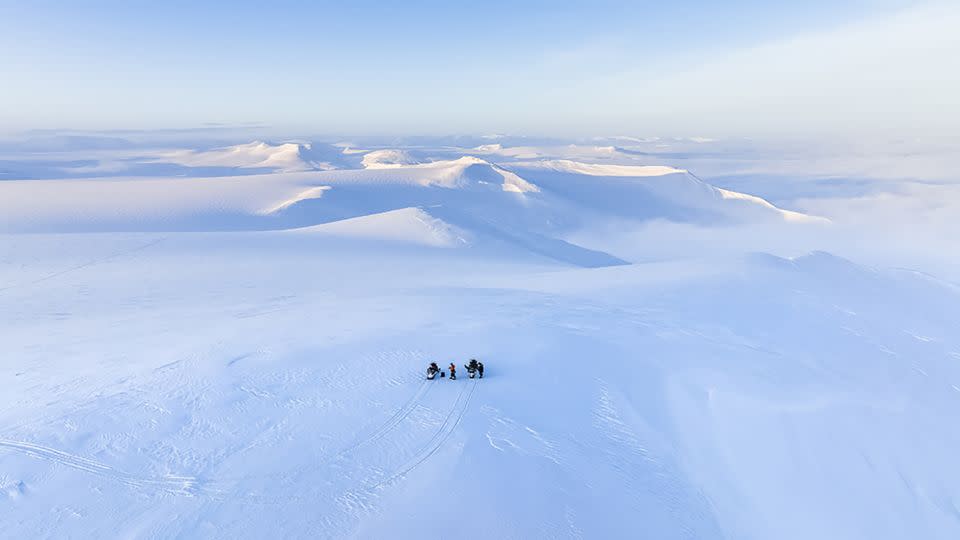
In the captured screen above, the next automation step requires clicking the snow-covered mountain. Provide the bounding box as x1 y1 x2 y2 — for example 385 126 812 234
154 141 343 171
0 146 824 267
361 149 422 169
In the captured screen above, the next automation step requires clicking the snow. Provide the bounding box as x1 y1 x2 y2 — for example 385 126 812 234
397 156 540 192
0 152 815 236
260 186 332 215
715 187 828 223
155 141 341 172
361 149 422 169
511 160 827 225
2 136 959 539
472 144 625 161
291 207 471 248
531 159 687 177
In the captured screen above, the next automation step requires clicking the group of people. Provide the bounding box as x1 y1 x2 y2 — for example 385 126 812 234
427 359 484 380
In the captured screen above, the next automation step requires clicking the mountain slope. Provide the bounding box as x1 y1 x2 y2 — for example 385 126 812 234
2 231 958 539
0 149 825 267
290 207 471 248
512 159 827 224
155 141 342 171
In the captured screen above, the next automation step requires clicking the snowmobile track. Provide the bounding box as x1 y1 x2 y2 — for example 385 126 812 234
0 438 217 497
370 377 479 490
332 377 433 461
0 238 165 294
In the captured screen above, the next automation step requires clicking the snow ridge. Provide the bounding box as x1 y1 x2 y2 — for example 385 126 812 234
157 141 340 171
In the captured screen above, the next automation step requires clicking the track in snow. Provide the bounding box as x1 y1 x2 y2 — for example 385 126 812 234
331 378 479 526
370 377 479 490
0 439 217 497
0 374 473 511
330 377 434 462
0 238 165 294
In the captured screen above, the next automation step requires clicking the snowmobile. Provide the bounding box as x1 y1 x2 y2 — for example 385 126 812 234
426 363 440 380
464 359 479 379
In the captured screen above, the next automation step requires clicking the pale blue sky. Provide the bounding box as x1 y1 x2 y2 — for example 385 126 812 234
1 0 956 137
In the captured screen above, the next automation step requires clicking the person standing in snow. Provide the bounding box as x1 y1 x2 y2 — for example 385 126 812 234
448 362 457 380
477 361 484 379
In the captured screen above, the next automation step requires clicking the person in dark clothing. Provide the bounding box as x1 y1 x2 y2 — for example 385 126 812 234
427 362 440 379
477 362 484 378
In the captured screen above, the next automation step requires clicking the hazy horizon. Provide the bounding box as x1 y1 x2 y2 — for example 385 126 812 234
2 0 957 138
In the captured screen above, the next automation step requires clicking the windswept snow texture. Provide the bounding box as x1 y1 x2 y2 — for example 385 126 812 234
2 137 959 539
